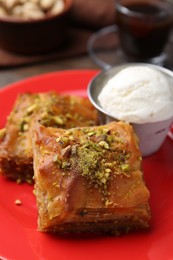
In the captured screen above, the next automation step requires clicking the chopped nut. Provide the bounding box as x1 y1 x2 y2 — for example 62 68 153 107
61 136 69 143
0 128 6 139
114 136 124 143
121 164 130 171
53 154 61 165
61 161 71 169
14 199 22 205
87 131 96 137
20 121 28 132
56 137 61 142
61 145 71 157
26 103 37 114
53 116 64 125
105 199 113 206
23 123 29 131
98 141 109 149
26 178 33 184
100 177 107 184
71 145 77 156
16 178 22 184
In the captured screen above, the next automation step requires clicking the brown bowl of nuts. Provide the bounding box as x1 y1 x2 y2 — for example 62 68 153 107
0 0 73 55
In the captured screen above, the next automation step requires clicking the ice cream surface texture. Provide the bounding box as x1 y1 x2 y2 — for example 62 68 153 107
98 66 173 124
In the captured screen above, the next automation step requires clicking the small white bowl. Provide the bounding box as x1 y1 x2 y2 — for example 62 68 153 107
88 63 173 157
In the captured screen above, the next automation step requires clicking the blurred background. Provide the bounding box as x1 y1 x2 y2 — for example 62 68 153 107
0 0 172 88
0 0 115 88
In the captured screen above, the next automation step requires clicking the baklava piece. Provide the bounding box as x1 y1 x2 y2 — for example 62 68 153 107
0 92 98 183
32 121 150 235
0 93 38 183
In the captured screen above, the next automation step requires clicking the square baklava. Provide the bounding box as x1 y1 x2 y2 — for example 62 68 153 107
32 121 150 235
0 92 98 183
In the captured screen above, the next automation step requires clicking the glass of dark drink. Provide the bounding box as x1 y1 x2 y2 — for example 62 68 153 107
116 0 173 65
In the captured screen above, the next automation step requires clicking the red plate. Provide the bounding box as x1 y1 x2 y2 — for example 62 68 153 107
0 70 173 260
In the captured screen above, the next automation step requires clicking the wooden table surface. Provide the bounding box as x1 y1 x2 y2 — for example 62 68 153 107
0 55 100 89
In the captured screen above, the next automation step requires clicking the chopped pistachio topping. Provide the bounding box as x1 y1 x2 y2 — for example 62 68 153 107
65 113 72 119
26 104 37 114
105 199 113 206
18 96 39 133
121 164 130 171
53 116 64 125
20 121 29 132
56 137 61 142
23 123 29 131
53 126 132 204
114 136 124 143
98 141 109 149
87 131 96 137
39 145 50 156
61 161 71 169
53 154 61 165
36 93 97 129
26 179 33 185
0 128 6 139
71 145 77 156
16 178 22 184
61 137 69 143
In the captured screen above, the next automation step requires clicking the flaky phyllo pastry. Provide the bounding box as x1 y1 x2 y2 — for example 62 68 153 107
0 92 99 183
32 121 150 235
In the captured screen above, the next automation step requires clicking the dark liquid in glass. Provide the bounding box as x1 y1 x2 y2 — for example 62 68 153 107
116 2 173 60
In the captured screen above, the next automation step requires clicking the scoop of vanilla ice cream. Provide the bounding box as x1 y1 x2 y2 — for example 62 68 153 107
98 66 173 124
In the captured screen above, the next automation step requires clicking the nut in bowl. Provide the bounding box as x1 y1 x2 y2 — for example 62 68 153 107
88 63 173 157
0 0 73 54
